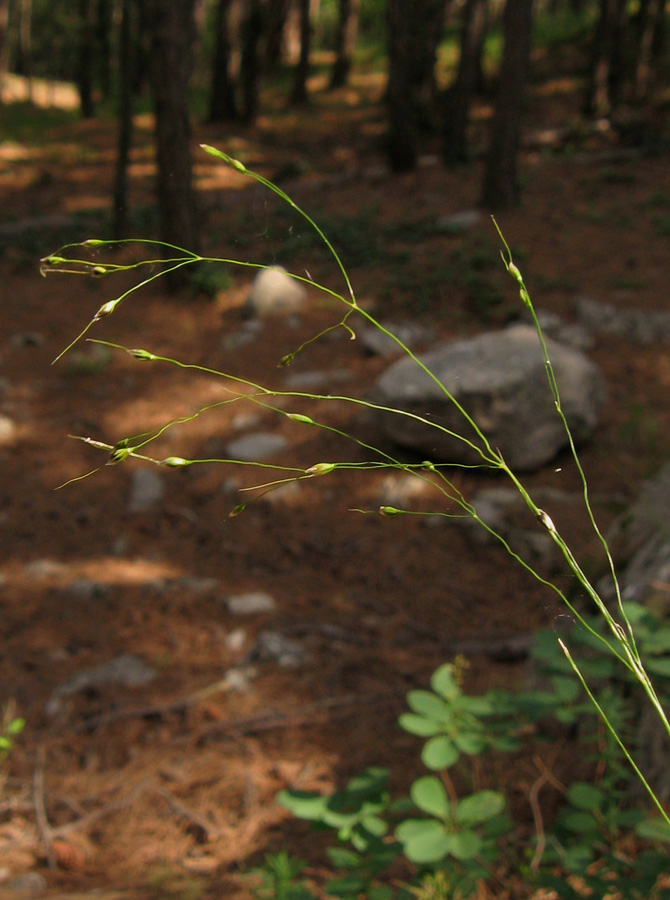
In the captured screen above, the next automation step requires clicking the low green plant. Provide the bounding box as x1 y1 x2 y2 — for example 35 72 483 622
44 145 670 894
251 851 315 900
0 702 25 761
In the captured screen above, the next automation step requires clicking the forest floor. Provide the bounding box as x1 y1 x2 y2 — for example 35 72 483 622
2 52 670 899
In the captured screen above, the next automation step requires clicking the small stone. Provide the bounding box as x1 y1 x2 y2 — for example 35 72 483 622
24 559 68 579
46 653 156 715
225 432 288 461
10 332 44 348
436 209 481 234
226 591 276 615
0 414 17 445
282 368 353 390
170 576 220 594
245 266 306 317
225 628 247 651
2 871 48 895
65 579 110 600
128 468 166 513
360 322 433 358
221 319 263 350
245 630 308 668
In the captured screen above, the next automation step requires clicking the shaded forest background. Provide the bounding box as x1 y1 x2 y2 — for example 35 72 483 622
2 0 670 249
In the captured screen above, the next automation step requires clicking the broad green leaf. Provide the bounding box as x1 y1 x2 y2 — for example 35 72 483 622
359 815 388 837
453 731 487 755
397 713 444 737
421 735 459 770
406 690 453 722
636 817 670 843
560 809 599 835
7 718 25 735
410 776 450 818
444 829 482 860
325 874 367 898
454 694 494 716
456 791 505 826
566 782 605 812
326 847 361 869
430 664 460 701
562 844 594 874
395 819 450 864
277 790 327 820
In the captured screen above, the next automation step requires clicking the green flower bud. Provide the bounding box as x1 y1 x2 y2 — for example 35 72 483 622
108 447 131 464
380 505 402 516
162 456 189 467
130 348 156 361
83 239 106 247
287 413 316 425
94 300 117 320
306 462 336 476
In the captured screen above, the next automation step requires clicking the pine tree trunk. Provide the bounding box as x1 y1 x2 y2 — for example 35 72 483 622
240 0 264 123
443 0 488 164
77 0 96 117
583 0 627 116
208 0 238 121
481 0 534 209
265 0 290 66
290 0 311 104
329 0 360 88
112 0 135 239
385 0 417 171
146 0 200 257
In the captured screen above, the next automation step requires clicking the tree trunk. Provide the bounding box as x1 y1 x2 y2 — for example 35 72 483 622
583 0 627 116
443 0 488 164
480 0 534 209
146 0 200 257
112 0 136 239
240 0 264 123
386 0 418 171
329 0 360 89
0 0 11 90
265 0 290 66
208 0 238 121
633 0 663 101
290 0 311 104
77 0 96 117
96 0 114 102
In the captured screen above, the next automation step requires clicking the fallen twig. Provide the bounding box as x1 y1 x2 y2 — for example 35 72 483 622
33 745 56 869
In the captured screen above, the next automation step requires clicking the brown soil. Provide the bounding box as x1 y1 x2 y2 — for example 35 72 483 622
2 64 670 899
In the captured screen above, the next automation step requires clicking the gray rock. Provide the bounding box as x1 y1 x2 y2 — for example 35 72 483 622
65 578 110 600
602 461 670 614
373 324 606 471
435 209 482 234
226 591 276 615
128 467 166 513
245 266 306 317
225 432 288 461
244 630 308 668
282 368 353 390
576 296 670 344
46 652 156 715
2 872 48 895
221 319 263 350
24 559 68 579
376 473 433 509
535 309 594 351
360 321 434 358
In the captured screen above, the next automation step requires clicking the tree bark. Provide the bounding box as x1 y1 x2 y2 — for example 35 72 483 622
583 0 627 116
443 0 488 164
77 0 96 117
481 0 534 209
329 0 360 89
0 0 9 84
265 0 290 66
386 0 418 171
146 0 200 256
112 0 136 239
240 0 264 123
290 0 311 104
208 0 238 121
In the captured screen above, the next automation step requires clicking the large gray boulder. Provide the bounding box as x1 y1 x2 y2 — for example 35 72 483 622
373 324 606 471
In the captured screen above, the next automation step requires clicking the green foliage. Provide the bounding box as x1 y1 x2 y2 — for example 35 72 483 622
0 704 25 760
251 852 315 900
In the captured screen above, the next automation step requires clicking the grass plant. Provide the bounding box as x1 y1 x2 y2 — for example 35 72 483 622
44 145 670 894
